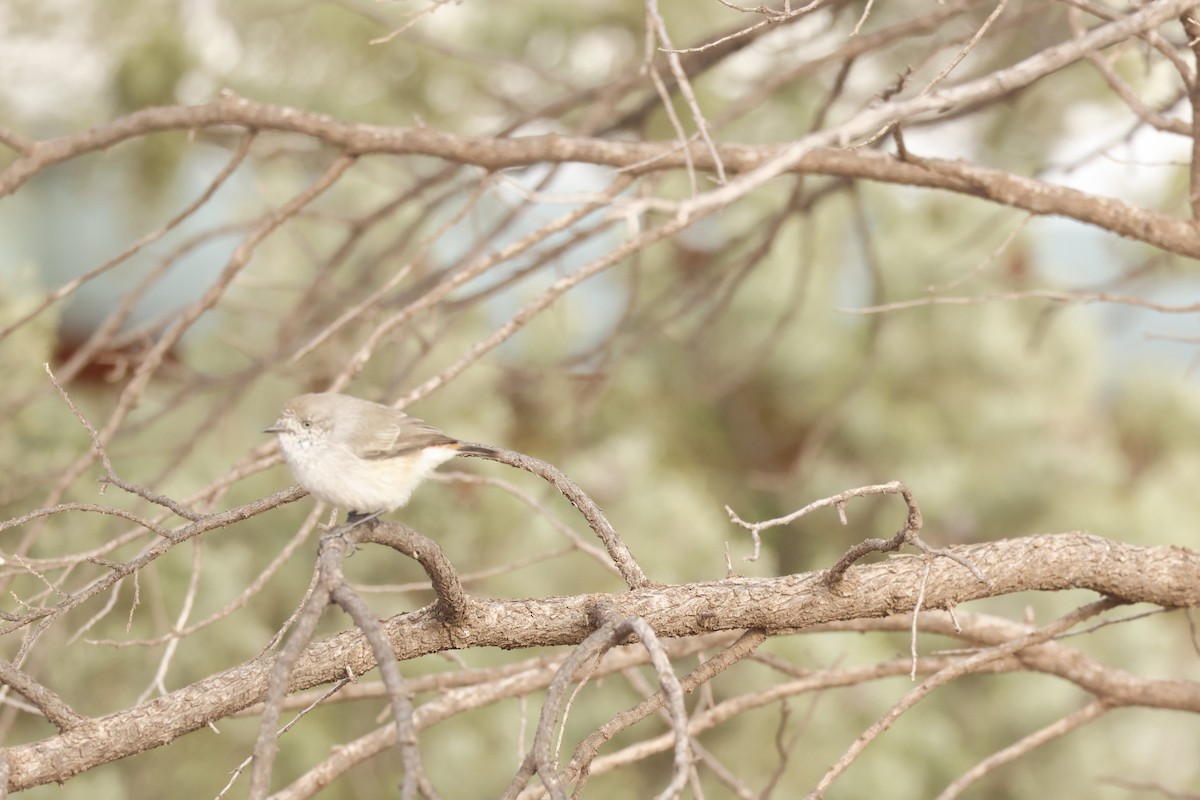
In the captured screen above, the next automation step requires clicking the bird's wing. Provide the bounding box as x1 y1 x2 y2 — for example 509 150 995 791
356 409 458 460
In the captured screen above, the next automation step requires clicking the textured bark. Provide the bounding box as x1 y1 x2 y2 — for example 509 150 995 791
4 532 1196 791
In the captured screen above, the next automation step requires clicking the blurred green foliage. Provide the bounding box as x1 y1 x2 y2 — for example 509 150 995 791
1 0 1199 798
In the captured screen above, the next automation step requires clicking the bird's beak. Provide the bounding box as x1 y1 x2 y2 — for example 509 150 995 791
263 421 286 434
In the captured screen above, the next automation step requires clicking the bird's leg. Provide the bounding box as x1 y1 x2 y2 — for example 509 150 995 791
327 510 385 558
345 510 384 528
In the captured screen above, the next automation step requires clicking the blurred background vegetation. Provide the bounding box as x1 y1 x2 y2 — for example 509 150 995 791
1 0 1198 797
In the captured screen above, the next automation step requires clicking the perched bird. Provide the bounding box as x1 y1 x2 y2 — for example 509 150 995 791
265 392 494 520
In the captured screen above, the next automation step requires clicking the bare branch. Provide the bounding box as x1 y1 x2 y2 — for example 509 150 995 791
934 700 1109 800
0 660 83 732
0 533 1193 791
808 597 1123 798
460 447 650 590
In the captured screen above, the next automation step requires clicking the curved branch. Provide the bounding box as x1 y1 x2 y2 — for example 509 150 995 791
5 5 1200 262
460 448 650 590
358 521 470 624
505 604 691 800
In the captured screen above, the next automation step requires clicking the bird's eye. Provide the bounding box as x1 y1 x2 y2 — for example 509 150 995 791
301 420 312 428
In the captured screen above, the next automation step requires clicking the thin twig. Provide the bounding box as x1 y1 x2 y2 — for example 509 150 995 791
460 448 650 590
806 597 1123 798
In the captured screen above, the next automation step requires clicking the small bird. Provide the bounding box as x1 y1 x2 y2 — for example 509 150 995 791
264 392 495 520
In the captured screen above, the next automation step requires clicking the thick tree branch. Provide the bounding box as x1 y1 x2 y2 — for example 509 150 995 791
3 532 1196 792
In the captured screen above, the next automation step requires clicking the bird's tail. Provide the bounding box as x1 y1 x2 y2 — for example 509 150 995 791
455 442 500 458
